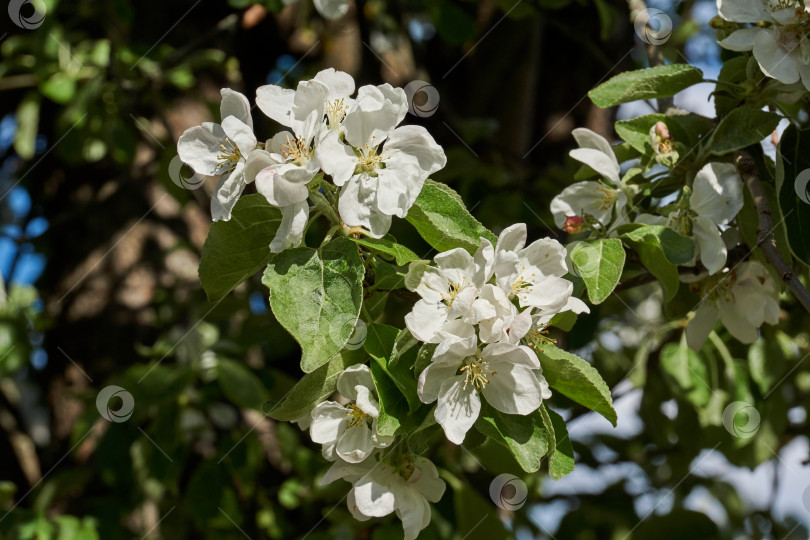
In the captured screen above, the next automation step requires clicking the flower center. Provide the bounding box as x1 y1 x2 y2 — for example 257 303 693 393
281 134 313 166
345 403 370 428
326 98 348 129
511 267 536 299
441 279 469 307
592 183 619 211
356 137 388 174
460 353 494 391
217 138 242 172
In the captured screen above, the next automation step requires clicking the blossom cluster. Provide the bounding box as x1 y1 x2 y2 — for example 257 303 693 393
177 68 446 252
405 224 589 443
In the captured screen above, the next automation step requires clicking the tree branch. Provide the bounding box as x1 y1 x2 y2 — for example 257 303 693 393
735 151 810 314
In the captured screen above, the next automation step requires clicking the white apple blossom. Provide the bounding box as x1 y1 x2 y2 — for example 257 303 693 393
418 335 551 444
177 89 258 222
320 452 446 540
308 364 394 463
685 261 781 349
551 128 629 230
282 0 350 20
316 84 447 237
636 162 744 275
404 248 482 343
716 0 810 90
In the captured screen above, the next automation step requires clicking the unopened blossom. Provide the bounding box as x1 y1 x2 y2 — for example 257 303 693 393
316 84 447 237
177 89 258 222
320 453 446 540
563 215 586 234
418 335 551 444
636 162 744 275
650 121 679 167
309 365 393 463
685 261 780 349
716 0 810 90
551 128 629 230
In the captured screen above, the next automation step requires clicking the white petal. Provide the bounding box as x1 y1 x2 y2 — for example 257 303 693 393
686 303 718 350
211 164 247 222
256 84 295 126
519 238 568 277
347 491 372 522
405 299 448 343
338 175 392 238
220 88 253 129
337 364 375 401
375 161 420 218
753 29 801 84
353 475 397 517
221 116 257 156
473 237 495 286
691 162 744 225
482 342 541 369
718 28 760 51
291 79 329 142
336 425 376 463
433 334 478 363
482 363 543 415
319 458 374 486
717 0 770 23
550 181 614 228
572 127 619 169
177 123 227 176
693 216 727 275
495 223 527 254
374 84 409 125
255 167 309 207
315 129 357 186
435 376 481 444
447 286 478 320
395 486 431 540
409 457 446 503
418 358 462 404
718 298 759 343
270 200 309 253
385 125 447 177
314 68 355 98
355 385 380 417
517 274 573 312
343 86 401 147
244 149 280 184
570 148 621 185
310 401 348 444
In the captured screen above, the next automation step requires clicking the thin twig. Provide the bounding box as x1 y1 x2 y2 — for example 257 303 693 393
735 151 810 314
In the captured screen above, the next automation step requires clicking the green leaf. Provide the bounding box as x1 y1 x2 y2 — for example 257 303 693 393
406 179 496 253
443 471 510 537
41 73 77 104
262 237 364 373
619 224 695 301
776 125 810 265
364 324 421 412
615 113 666 153
475 402 549 473
199 195 282 302
348 236 419 266
368 361 421 437
534 344 617 426
588 64 703 108
217 358 268 410
660 337 711 408
14 92 40 160
545 407 575 480
266 348 365 421
570 238 625 304
709 108 781 156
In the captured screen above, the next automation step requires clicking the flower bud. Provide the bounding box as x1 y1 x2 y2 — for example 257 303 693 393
563 215 586 234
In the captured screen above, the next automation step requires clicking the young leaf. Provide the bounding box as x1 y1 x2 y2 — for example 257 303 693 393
534 344 617 426
216 358 269 410
619 224 695 301
262 237 364 373
660 337 711 408
199 195 282 302
709 108 781 156
540 405 575 480
570 238 626 304
776 125 810 265
368 361 423 437
406 179 496 253
364 324 422 412
475 402 549 473
266 348 365 421
348 236 419 266
588 64 703 108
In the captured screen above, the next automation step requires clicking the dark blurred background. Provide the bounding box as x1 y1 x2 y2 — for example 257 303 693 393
0 0 808 538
